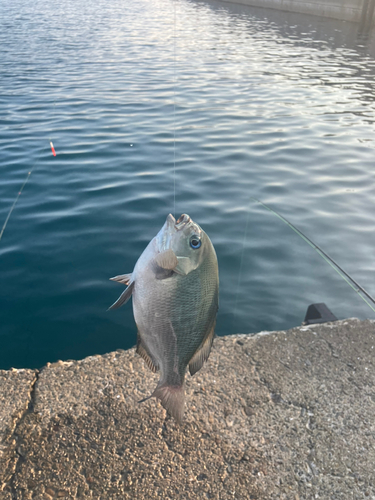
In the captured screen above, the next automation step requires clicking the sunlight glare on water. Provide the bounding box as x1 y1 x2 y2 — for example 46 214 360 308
0 0 375 369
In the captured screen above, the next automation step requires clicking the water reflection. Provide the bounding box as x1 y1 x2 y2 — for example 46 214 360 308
196 0 375 101
199 0 375 51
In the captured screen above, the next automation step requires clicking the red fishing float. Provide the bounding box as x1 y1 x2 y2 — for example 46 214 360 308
50 141 56 156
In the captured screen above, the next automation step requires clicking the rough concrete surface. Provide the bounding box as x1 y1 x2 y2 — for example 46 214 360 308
0 369 37 500
0 318 374 499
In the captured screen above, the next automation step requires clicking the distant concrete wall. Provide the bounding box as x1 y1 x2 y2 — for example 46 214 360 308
219 0 375 23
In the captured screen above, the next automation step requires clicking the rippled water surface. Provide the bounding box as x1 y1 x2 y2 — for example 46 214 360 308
1 0 375 369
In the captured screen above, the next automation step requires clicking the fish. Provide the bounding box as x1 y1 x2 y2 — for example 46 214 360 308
109 213 219 423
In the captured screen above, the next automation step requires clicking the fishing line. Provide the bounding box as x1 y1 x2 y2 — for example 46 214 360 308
0 149 44 243
0 134 58 244
232 203 251 331
236 197 375 317
1 100 58 242
173 0 177 218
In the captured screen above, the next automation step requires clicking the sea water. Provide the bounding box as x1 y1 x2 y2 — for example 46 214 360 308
0 0 375 369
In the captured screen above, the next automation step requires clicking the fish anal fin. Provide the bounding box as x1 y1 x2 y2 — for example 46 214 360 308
136 333 159 373
108 281 134 310
189 322 216 376
110 273 132 285
154 249 178 270
152 383 185 424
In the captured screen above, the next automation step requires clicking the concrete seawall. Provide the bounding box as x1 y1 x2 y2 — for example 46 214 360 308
0 318 374 499
217 0 375 23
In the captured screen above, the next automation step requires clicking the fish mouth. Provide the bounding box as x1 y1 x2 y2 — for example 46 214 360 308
157 214 192 252
165 213 191 231
175 214 191 230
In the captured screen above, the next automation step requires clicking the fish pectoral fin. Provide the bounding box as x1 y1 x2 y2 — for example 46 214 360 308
108 280 134 310
174 256 195 276
154 249 178 270
189 321 216 376
109 273 132 285
136 333 159 373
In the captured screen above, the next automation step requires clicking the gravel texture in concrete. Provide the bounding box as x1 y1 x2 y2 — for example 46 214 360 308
0 318 374 499
0 368 37 499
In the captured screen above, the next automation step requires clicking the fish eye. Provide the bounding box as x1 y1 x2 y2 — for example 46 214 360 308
190 235 201 249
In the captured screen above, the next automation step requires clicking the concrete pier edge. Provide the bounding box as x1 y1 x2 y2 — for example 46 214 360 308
214 0 375 24
0 318 374 499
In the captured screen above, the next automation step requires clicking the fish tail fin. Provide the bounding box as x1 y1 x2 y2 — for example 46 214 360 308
152 382 185 424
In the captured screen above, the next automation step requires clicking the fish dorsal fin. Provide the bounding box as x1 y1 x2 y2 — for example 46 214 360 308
108 280 134 310
109 273 132 285
154 249 178 270
188 321 216 376
136 333 159 373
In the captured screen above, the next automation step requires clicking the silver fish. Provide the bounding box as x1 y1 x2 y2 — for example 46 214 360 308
109 214 219 423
